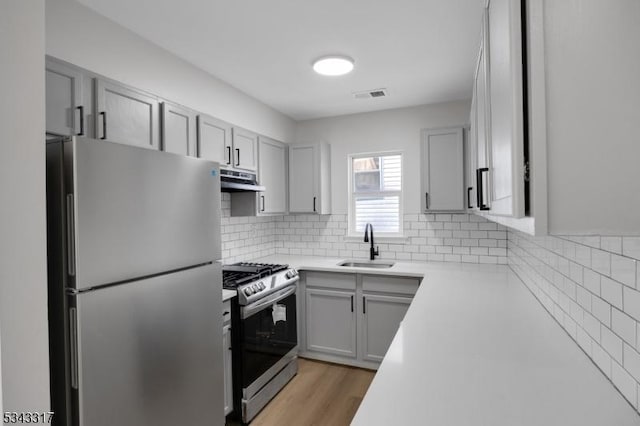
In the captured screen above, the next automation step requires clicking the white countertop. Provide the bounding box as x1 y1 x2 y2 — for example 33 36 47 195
222 289 236 302
256 255 640 426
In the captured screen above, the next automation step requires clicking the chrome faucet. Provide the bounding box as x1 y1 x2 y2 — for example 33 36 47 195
364 223 379 261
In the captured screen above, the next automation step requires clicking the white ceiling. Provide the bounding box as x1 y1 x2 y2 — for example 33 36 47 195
77 0 484 121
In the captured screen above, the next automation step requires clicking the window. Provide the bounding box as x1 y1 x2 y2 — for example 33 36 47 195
349 152 403 236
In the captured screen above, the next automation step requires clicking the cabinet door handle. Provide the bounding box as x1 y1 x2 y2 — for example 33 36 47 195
76 106 84 136
350 295 354 313
362 296 366 314
467 187 473 209
313 196 317 212
235 148 240 166
260 195 265 212
226 146 232 165
99 111 107 140
477 168 490 210
425 192 429 210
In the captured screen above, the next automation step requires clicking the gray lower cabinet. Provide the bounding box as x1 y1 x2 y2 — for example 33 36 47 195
222 323 233 416
222 299 233 416
301 271 419 369
95 78 160 149
305 288 357 358
46 59 86 137
361 294 412 362
161 101 196 156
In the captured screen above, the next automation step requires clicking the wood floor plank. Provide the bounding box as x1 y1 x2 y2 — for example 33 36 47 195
248 358 375 426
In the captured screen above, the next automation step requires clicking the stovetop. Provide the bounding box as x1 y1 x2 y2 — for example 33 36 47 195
222 262 289 289
222 262 299 305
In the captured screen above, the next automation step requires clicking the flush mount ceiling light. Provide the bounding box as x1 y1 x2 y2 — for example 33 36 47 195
312 55 355 76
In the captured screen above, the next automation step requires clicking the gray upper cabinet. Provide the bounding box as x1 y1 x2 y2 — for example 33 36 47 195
421 127 464 211
95 78 160 150
258 137 287 214
46 59 86 137
231 127 258 172
161 101 196 157
289 144 331 214
197 114 232 166
486 0 525 217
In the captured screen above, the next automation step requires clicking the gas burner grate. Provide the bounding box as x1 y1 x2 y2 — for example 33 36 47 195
222 262 289 289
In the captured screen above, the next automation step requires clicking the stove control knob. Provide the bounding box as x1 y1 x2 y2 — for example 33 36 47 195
286 269 298 279
244 288 253 296
258 282 266 290
252 283 260 292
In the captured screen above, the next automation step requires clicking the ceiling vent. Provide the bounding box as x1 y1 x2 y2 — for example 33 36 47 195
353 88 388 99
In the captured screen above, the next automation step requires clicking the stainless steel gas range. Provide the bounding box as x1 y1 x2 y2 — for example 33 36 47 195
222 262 299 424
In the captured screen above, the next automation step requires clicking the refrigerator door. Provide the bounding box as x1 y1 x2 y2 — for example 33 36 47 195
66 136 221 290
72 264 223 426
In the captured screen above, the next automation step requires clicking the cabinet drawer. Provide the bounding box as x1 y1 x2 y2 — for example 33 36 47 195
362 275 420 296
304 271 356 291
222 300 231 325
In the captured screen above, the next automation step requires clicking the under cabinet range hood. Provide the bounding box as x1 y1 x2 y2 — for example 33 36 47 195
220 169 265 192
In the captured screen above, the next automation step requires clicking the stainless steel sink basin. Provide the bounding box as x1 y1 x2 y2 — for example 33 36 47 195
338 260 395 269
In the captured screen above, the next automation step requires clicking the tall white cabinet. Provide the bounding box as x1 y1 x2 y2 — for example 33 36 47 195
231 128 258 172
161 101 196 157
95 78 160 150
289 143 331 214
197 114 232 166
421 127 464 211
468 0 526 218
257 137 287 214
486 0 525 217
45 59 86 137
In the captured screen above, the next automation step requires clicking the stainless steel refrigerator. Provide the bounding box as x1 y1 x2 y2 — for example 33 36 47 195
46 136 224 426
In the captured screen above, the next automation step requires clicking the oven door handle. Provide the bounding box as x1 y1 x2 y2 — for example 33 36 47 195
241 284 297 320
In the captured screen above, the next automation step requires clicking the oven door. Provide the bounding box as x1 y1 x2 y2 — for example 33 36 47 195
239 284 298 392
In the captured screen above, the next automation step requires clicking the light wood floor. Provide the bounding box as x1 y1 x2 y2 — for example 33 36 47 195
248 358 375 426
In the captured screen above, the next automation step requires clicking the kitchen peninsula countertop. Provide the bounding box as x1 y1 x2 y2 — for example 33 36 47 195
256 255 640 426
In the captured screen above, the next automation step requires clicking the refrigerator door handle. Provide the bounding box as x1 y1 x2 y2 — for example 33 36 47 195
69 307 79 389
66 194 76 276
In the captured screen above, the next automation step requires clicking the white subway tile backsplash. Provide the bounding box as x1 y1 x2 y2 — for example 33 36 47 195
509 230 640 415
611 254 637 289
624 344 640 384
583 269 601 295
593 343 613 378
612 308 637 346
602 325 624 363
584 312 601 340
592 249 612 276
601 277 624 310
624 287 640 322
623 237 640 262
602 237 623 255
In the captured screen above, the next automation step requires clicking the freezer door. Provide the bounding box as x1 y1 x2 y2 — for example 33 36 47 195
68 136 221 290
73 264 223 426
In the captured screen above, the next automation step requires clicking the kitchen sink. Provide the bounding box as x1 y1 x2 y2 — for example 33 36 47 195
337 260 395 269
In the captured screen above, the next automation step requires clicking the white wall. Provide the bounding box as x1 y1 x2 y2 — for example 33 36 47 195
0 0 50 412
295 100 470 214
544 0 640 235
45 0 296 144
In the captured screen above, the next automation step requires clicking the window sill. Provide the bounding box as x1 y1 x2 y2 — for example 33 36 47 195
344 235 408 243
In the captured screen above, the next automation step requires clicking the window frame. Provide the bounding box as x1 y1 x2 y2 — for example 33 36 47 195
347 151 404 238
